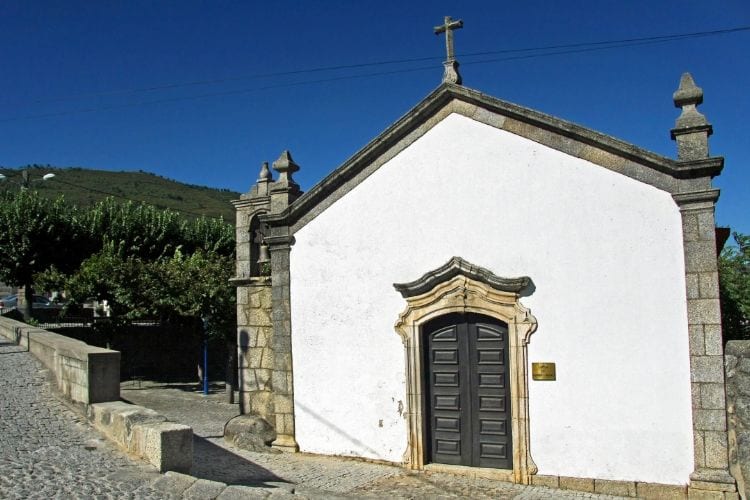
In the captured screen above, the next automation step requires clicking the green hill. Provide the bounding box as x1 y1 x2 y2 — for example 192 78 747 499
0 166 240 222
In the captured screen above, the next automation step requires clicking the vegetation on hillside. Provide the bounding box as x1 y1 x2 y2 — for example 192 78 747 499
0 165 240 222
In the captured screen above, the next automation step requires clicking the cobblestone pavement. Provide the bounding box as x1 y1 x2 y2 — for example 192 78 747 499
0 340 162 499
123 381 631 499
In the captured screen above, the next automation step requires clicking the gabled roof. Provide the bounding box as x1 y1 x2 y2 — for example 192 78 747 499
263 83 723 232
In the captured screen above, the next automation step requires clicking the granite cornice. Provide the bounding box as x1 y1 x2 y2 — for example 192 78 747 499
672 157 724 179
232 196 271 209
447 84 721 180
230 276 271 286
671 123 714 140
261 83 722 231
673 188 721 207
259 210 291 227
263 224 295 249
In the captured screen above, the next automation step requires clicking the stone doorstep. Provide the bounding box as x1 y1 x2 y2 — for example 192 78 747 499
87 401 193 473
423 463 514 482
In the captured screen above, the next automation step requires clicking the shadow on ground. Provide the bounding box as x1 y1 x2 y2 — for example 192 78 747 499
0 340 27 354
121 380 227 395
190 436 290 488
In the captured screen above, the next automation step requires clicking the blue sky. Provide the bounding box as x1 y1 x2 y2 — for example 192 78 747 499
1 1 748 234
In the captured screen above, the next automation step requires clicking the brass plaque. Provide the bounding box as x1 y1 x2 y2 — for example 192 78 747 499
532 362 556 381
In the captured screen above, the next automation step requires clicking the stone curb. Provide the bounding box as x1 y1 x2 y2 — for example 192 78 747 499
88 401 193 473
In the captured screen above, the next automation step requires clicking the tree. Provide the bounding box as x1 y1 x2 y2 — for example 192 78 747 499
64 242 237 390
0 190 82 319
65 244 154 319
181 215 235 257
2 191 237 393
719 232 750 342
82 197 184 260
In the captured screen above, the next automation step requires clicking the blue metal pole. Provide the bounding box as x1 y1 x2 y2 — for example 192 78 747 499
202 317 209 395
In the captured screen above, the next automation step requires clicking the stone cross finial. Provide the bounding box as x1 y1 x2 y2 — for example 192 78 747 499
434 16 463 85
671 72 712 161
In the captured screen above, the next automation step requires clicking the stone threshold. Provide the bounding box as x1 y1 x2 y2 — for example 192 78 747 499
416 463 738 499
423 463 514 482
531 473 739 499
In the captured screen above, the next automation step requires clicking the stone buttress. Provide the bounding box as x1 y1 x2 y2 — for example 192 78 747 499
231 151 302 452
671 73 738 498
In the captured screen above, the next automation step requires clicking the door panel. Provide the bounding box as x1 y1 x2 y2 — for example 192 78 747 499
424 313 511 469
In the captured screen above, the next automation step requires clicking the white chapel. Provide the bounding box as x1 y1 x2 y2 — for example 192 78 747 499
232 17 736 498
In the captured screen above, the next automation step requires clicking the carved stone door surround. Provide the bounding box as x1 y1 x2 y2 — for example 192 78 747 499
394 256 538 484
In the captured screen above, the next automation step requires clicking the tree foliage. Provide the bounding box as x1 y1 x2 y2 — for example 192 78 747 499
65 246 235 340
0 190 235 334
0 190 82 285
151 249 235 339
82 198 185 260
180 215 235 256
65 244 153 319
77 197 234 260
0 190 86 317
720 232 750 342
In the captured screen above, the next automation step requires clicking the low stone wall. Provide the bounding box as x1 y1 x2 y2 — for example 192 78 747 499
0 316 120 405
0 316 193 473
726 340 750 500
49 318 219 382
88 402 192 473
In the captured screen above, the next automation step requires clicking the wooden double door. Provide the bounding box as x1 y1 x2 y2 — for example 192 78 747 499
423 313 512 469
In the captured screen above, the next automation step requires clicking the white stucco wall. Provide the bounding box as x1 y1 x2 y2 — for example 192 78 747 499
289 113 693 484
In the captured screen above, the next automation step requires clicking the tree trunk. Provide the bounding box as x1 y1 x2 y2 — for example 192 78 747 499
22 284 33 322
197 362 204 390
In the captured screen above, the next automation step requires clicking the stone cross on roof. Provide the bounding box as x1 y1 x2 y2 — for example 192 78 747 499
434 16 463 61
434 16 464 85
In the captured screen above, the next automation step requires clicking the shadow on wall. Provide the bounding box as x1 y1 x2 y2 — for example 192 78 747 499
190 435 288 487
239 329 250 347
296 400 385 459
238 329 248 415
